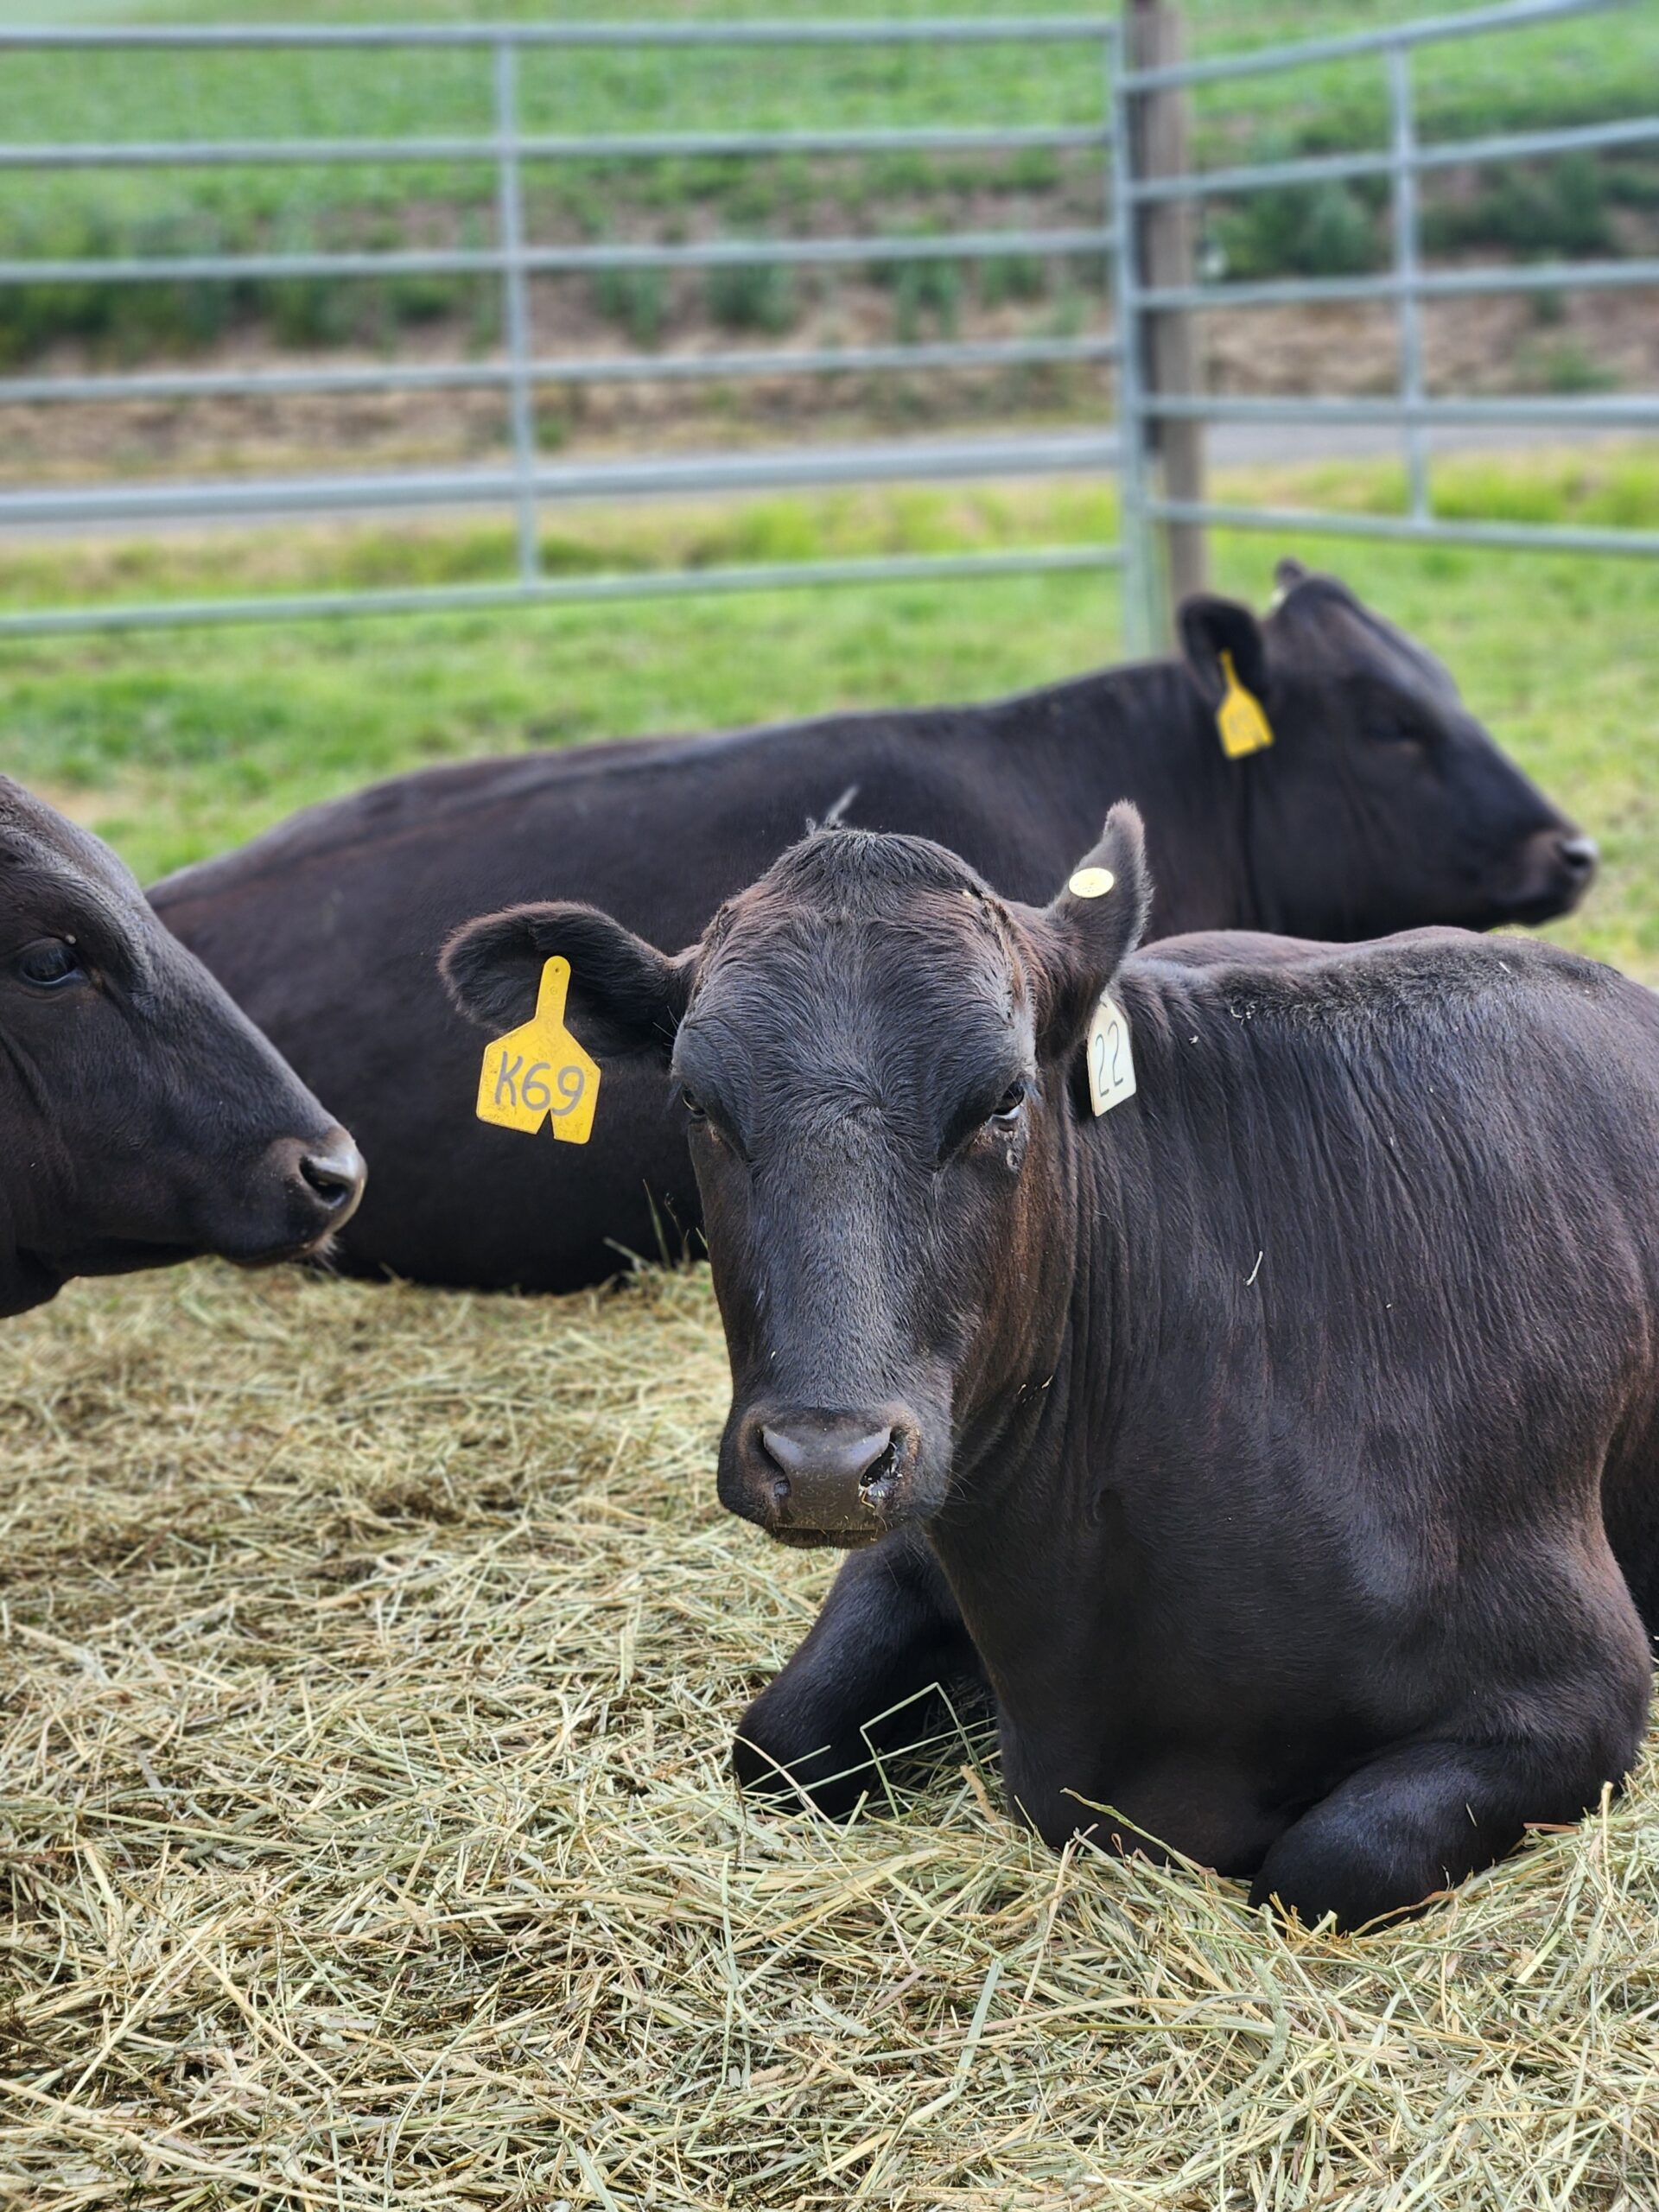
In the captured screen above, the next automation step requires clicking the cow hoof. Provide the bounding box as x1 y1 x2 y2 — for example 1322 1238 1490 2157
731 1722 875 1821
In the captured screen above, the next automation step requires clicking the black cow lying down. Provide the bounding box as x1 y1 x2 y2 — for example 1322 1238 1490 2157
0 779 365 1317
154 561 1595 1295
445 811 1659 1931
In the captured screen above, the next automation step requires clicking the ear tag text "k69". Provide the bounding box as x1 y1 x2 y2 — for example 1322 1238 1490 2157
1086 991 1136 1116
475 956 600 1145
1216 649 1274 761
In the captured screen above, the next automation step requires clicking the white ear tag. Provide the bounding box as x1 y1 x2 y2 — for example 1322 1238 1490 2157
1086 990 1136 1116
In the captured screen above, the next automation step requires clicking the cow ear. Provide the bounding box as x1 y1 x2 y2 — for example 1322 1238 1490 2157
1027 803 1151 1058
442 901 693 1060
1178 592 1268 709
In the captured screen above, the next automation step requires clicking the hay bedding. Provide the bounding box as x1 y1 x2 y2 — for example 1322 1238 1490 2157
0 1262 1655 2211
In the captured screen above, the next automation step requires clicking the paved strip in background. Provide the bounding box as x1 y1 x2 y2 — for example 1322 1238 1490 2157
0 420 1643 543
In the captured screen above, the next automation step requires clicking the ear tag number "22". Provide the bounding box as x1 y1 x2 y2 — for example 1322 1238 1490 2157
1216 649 1274 761
475 956 600 1146
1087 992 1136 1117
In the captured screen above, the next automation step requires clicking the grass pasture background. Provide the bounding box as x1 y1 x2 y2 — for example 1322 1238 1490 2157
0 448 1656 2202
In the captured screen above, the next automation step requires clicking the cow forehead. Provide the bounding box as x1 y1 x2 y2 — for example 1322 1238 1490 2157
0 786 168 982
0 785 144 905
683 888 1027 1089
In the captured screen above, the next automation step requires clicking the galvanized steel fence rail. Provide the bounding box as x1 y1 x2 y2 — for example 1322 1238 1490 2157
0 12 1134 639
0 0 1654 645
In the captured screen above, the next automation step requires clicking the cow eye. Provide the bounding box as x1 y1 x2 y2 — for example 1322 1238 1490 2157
15 939 83 990
681 1088 729 1150
1367 699 1431 747
989 1081 1027 1125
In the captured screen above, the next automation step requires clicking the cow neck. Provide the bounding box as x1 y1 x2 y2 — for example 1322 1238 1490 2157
925 1032 1159 1707
926 1088 1134 1664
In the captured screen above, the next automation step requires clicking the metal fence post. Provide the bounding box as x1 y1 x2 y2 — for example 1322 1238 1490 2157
1109 27 1163 658
1127 0 1205 627
1389 43 1430 522
493 37 539 582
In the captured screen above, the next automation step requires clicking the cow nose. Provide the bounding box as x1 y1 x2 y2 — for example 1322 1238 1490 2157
297 1133 366 1220
758 1411 907 1531
1558 834 1599 884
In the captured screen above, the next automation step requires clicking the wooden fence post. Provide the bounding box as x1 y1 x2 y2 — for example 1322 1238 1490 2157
1127 0 1207 620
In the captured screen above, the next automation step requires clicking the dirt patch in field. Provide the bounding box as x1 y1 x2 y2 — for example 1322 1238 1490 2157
1 275 1651 492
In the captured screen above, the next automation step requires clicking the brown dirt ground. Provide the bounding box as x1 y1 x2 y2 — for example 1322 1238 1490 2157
0 274 1651 490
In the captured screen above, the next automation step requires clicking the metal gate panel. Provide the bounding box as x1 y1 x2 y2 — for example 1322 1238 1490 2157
2 0 1653 644
0 13 1132 638
1116 0 1659 600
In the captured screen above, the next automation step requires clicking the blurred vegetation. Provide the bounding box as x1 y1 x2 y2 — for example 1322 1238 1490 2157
0 0 1653 365
1208 178 1389 281
704 257 797 338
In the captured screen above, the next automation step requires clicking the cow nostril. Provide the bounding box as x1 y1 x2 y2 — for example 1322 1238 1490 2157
1559 835 1599 880
858 1440 900 1503
299 1140 365 1211
760 1420 895 1488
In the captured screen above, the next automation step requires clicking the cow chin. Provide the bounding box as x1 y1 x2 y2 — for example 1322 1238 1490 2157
225 1224 343 1271
50 1236 200 1279
770 1524 887 1553
1495 883 1586 929
48 1217 342 1284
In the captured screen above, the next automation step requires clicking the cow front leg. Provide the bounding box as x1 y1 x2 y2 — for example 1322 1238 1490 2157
1249 1728 1637 1933
734 1525 986 1817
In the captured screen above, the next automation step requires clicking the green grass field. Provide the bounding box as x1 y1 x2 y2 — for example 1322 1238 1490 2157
3 0 1651 153
2 445 1656 977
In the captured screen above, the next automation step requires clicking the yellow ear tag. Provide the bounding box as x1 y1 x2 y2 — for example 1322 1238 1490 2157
474 956 600 1145
1216 650 1274 761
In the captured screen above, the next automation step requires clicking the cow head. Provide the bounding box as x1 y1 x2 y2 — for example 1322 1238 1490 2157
444 810 1148 1548
1182 557 1595 936
0 780 365 1316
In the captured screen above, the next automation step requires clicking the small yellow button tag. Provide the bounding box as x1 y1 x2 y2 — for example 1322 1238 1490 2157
1216 650 1274 761
475 956 600 1145
1067 866 1116 900
1086 990 1136 1117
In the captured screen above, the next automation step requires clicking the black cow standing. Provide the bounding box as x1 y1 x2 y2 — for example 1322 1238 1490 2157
153 562 1596 1294
0 779 364 1315
444 811 1659 1931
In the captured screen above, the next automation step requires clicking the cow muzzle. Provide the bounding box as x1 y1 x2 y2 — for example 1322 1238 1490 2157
727 1405 924 1548
1499 826 1599 924
237 1128 367 1262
